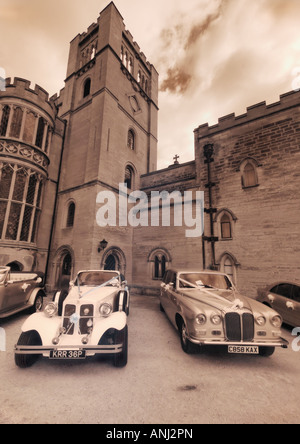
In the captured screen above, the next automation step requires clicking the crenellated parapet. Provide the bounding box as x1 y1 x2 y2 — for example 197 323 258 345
0 77 58 174
195 90 300 137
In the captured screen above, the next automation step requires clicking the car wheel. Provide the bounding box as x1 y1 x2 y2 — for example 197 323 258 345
32 293 44 313
180 321 197 354
259 346 275 357
113 326 128 368
15 330 42 368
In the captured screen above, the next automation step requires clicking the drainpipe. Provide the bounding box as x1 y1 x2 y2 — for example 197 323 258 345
44 118 67 290
203 143 218 269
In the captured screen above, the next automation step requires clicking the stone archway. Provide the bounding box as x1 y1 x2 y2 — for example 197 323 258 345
101 247 126 278
53 246 75 291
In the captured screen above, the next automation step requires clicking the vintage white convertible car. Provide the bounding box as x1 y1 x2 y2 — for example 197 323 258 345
15 270 129 368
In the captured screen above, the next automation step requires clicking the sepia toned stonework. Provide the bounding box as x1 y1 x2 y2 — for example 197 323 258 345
0 2 299 298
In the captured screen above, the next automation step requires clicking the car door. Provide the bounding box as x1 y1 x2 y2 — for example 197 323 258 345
160 271 171 312
288 285 300 327
4 279 33 311
270 283 294 325
167 272 181 326
161 271 177 325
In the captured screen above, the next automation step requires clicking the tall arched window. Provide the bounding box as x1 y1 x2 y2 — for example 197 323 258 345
148 248 171 280
0 164 43 243
219 253 239 285
83 78 91 98
124 165 134 190
9 107 23 139
241 160 259 188
0 105 10 137
127 129 135 150
220 213 232 239
35 117 46 148
66 202 75 228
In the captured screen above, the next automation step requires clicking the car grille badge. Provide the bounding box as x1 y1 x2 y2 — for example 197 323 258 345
231 299 244 310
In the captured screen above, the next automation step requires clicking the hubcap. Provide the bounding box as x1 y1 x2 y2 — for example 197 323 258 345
182 325 187 345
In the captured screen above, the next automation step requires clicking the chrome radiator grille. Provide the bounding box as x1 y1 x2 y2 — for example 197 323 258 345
225 312 254 342
63 304 94 335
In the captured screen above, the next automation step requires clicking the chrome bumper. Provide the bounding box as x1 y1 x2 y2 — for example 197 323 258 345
189 337 289 348
14 344 123 355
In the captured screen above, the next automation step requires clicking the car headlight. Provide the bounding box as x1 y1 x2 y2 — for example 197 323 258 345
195 314 207 325
256 315 266 326
271 315 282 328
44 302 58 318
211 314 222 325
99 303 113 317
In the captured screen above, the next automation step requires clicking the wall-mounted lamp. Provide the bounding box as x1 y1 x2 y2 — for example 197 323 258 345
98 239 108 253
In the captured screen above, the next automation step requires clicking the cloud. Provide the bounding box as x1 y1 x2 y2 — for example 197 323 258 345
159 0 227 94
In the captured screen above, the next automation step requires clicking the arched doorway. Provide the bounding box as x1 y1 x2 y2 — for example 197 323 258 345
101 247 126 277
6 261 23 272
104 254 117 271
54 246 74 291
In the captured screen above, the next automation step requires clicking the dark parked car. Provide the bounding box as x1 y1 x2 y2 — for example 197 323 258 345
257 282 300 327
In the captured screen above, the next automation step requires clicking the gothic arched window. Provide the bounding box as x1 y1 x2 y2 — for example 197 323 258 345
220 213 232 239
148 248 171 280
9 107 23 139
241 160 259 188
0 164 43 243
35 117 46 148
124 165 134 190
0 105 10 137
66 202 75 228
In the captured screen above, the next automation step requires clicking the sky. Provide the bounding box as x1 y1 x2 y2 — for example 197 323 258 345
1 0 300 169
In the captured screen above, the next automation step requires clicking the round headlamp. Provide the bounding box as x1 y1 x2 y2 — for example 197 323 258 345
99 303 113 317
196 314 207 325
271 315 282 328
44 302 58 318
256 315 266 326
211 314 222 325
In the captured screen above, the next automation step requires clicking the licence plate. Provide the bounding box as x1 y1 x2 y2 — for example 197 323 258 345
50 350 86 359
228 346 259 355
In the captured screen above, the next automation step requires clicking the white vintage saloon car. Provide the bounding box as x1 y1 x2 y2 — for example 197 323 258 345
160 269 289 357
15 270 129 368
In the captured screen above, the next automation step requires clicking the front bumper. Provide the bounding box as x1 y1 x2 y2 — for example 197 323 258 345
189 337 289 349
14 343 123 357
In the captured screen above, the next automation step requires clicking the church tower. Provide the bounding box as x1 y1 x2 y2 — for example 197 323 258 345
47 2 159 289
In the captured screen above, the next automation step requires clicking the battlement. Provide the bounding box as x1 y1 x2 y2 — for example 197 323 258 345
123 29 152 72
5 77 50 101
195 89 300 137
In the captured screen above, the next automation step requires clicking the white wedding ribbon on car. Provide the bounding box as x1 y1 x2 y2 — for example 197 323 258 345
178 277 246 312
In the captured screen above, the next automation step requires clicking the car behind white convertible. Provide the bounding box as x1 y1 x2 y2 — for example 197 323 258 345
0 266 45 318
15 270 129 368
160 269 289 357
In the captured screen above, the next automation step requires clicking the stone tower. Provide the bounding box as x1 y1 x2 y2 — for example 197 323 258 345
0 77 64 273
48 2 159 289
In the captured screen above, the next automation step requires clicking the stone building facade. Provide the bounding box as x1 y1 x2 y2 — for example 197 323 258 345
0 2 299 298
0 77 64 274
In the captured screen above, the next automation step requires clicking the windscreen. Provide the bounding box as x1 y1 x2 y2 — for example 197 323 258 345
179 273 232 290
75 271 119 287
